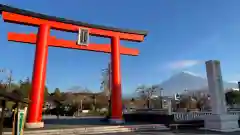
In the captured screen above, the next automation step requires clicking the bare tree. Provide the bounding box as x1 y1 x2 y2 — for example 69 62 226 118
100 65 110 97
0 69 13 92
136 84 163 109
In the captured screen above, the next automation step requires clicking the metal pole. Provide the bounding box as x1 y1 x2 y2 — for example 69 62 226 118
107 61 112 119
160 88 163 109
108 62 112 97
14 102 19 135
167 99 172 115
80 100 82 110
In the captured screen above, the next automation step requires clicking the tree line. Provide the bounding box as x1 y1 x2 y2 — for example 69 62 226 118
0 77 112 116
1 72 240 114
135 85 240 111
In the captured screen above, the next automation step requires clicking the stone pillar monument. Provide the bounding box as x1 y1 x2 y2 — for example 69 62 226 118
205 60 239 132
206 60 227 114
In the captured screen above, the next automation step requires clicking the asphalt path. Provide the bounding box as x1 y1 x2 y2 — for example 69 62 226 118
43 115 150 127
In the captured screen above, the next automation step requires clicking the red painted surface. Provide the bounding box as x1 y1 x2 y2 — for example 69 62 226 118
28 24 50 123
2 11 145 42
8 32 139 56
110 36 123 120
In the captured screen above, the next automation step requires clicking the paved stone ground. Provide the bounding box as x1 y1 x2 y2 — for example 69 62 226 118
3 116 160 132
97 130 240 135
4 116 240 134
27 117 240 134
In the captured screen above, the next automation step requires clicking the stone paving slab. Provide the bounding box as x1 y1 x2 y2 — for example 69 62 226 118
3 116 240 135
3 124 169 135
3 117 152 132
96 130 240 135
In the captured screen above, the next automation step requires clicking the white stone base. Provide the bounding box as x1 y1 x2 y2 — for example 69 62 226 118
204 114 240 132
109 119 125 124
25 122 44 128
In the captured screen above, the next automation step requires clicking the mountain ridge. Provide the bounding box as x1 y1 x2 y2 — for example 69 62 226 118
125 71 238 98
158 71 237 96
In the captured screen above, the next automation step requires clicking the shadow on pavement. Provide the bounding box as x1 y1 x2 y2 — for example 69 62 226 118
44 117 108 125
44 117 150 126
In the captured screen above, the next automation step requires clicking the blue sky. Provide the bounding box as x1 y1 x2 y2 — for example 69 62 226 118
1 0 240 94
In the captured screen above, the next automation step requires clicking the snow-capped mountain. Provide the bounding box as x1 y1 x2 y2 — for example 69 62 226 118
158 71 237 96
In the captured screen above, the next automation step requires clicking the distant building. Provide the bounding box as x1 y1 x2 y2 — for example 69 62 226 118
174 93 180 100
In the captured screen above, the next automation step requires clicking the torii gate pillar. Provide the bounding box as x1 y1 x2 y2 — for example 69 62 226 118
26 25 50 128
110 36 123 123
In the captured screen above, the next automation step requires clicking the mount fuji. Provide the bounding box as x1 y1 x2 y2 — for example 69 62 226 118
158 71 238 96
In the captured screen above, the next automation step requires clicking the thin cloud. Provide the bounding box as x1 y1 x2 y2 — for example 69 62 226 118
167 60 201 70
182 71 202 77
228 81 238 84
226 74 240 84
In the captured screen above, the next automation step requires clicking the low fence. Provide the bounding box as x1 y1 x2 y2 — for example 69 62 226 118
173 111 240 121
172 112 211 121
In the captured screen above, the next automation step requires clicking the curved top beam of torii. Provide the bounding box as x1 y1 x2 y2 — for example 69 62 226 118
0 4 148 41
0 4 148 56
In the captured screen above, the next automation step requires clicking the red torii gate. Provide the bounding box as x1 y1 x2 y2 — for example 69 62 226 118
0 4 148 128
